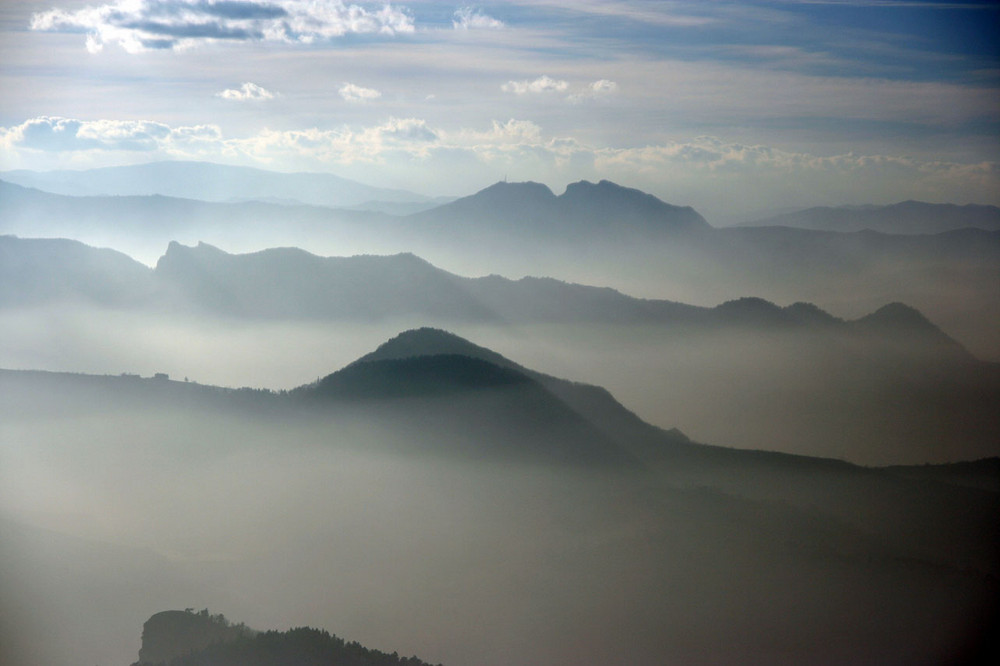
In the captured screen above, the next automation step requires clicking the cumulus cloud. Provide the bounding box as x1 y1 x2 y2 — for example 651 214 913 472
453 7 503 30
29 0 415 53
2 115 997 213
0 116 221 153
217 82 277 101
455 119 543 145
501 75 569 95
339 83 382 102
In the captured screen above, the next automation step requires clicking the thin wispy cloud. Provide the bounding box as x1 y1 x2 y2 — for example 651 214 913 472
501 75 569 95
568 79 619 101
339 83 382 102
29 0 415 53
217 82 277 101
453 7 504 30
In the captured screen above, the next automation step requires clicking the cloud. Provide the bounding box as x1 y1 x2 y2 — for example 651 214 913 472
2 115 997 214
453 7 504 30
568 79 618 101
501 75 569 95
589 79 617 94
339 83 382 102
217 82 277 101
29 0 415 53
454 119 543 145
0 116 221 152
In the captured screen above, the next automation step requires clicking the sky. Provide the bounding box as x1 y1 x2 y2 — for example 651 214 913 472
1 0 998 221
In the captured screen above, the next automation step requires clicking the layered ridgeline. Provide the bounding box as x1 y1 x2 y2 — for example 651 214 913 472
0 235 980 343
1 328 998 665
0 161 446 211
2 236 996 464
131 609 439 666
742 200 1000 234
2 172 997 360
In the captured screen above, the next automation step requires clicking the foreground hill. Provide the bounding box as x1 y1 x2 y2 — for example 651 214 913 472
743 200 1000 234
1 328 998 665
131 609 438 666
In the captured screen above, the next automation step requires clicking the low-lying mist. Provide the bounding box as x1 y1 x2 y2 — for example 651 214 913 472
3 375 995 666
2 306 995 465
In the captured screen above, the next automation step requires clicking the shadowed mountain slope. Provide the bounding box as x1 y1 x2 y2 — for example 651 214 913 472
350 328 691 458
154 241 497 321
294 341 642 468
0 235 153 307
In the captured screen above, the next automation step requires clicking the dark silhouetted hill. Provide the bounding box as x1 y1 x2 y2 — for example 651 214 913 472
743 200 1000 234
350 328 692 460
855 302 972 356
295 342 641 467
131 609 438 666
134 609 255 665
882 457 1000 493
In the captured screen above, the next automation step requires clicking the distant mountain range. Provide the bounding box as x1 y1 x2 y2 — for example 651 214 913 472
0 235 970 354
3 174 997 363
3 235 996 464
743 200 1000 234
0 161 443 211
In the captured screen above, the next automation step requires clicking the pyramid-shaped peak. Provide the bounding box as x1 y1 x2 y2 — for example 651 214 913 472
354 327 514 369
858 302 935 329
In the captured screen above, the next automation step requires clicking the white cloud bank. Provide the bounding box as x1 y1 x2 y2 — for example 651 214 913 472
501 76 569 95
0 116 221 153
339 83 382 102
453 7 504 30
2 116 997 216
217 82 277 101
29 0 415 53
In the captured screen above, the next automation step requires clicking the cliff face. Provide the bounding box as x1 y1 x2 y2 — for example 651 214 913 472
134 610 253 665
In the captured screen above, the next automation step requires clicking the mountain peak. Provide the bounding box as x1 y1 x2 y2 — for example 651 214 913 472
558 179 710 231
858 302 936 330
481 180 556 198
353 327 513 369
416 177 709 234
856 302 972 358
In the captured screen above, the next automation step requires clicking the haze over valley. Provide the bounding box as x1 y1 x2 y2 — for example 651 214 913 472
2 1 1000 665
